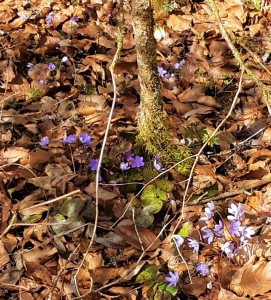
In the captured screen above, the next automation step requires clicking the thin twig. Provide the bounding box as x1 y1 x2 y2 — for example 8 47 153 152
48 245 80 300
73 2 124 295
19 189 80 213
0 213 17 239
173 70 244 235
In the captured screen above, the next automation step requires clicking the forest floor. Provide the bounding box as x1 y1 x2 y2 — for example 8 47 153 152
1 0 271 299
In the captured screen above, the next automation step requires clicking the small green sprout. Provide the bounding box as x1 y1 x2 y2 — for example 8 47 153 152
28 89 41 100
201 131 219 148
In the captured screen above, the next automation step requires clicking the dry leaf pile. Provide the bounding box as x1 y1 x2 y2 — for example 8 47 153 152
1 0 271 299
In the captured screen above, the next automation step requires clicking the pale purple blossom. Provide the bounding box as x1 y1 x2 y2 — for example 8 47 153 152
62 56 69 63
89 159 99 171
213 220 224 237
165 73 174 80
120 162 130 171
62 134 76 144
19 13 27 20
46 12 54 24
158 67 167 78
201 227 214 244
79 133 91 146
124 151 134 161
174 59 185 69
201 201 215 222
27 62 34 70
196 262 209 276
154 155 162 171
172 235 184 247
187 238 199 253
39 136 49 146
221 241 235 258
71 16 79 22
229 220 241 237
39 80 44 85
240 226 255 242
48 62 56 71
227 203 245 221
131 156 144 168
165 271 179 287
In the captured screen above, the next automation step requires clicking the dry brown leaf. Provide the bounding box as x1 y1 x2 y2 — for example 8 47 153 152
0 193 11 234
0 147 29 164
115 223 161 251
22 247 57 264
0 240 9 268
29 148 53 170
91 267 119 284
230 255 271 297
62 20 79 34
95 232 128 249
167 14 191 32
84 252 103 270
85 182 117 201
24 261 52 285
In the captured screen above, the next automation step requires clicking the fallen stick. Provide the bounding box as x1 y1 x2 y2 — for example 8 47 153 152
189 174 271 205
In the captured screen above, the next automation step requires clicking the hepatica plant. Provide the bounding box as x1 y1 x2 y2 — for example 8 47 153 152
164 201 256 289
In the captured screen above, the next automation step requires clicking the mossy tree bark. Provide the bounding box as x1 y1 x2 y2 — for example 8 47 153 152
130 0 191 175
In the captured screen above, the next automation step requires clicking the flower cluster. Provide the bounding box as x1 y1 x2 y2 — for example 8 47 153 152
39 133 92 147
119 151 144 171
157 59 185 79
27 58 68 73
200 202 255 259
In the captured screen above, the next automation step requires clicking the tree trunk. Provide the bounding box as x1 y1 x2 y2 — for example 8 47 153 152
131 0 191 175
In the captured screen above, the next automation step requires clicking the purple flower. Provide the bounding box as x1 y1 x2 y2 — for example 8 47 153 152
48 62 56 71
120 162 130 171
62 56 69 63
62 134 76 144
131 156 144 168
158 66 167 78
124 151 134 161
27 62 34 70
174 59 185 69
201 201 215 222
46 12 54 24
172 235 184 247
201 227 214 244
89 159 99 171
187 238 199 253
154 155 162 171
221 241 235 258
39 80 45 85
110 181 117 185
79 133 91 146
71 16 79 22
240 226 255 242
165 271 179 287
39 136 49 146
196 262 209 276
229 220 241 237
165 73 174 80
19 13 27 20
227 203 244 222
213 220 224 237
